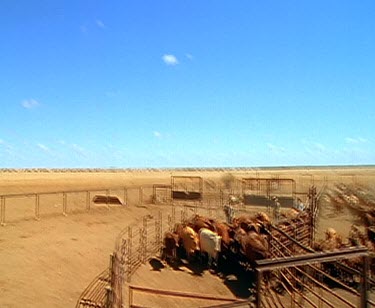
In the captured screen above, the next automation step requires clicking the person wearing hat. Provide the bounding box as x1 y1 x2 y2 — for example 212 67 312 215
272 196 281 222
224 203 235 224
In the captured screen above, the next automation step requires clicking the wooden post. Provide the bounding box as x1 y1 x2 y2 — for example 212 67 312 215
105 286 112 308
139 187 143 206
127 226 132 282
124 187 128 206
35 194 40 220
128 286 133 308
62 193 67 216
86 191 90 211
0 196 5 226
155 211 162 252
172 203 176 226
107 253 115 308
143 216 148 262
361 256 369 308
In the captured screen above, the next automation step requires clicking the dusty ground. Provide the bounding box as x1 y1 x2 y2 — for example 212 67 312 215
0 167 375 308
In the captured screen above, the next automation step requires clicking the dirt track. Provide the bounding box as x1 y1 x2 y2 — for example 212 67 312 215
0 205 164 308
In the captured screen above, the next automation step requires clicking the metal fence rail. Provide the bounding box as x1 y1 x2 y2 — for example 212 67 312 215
0 186 152 225
75 269 111 308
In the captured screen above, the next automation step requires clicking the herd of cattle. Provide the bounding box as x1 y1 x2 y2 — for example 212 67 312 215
161 210 281 273
160 207 375 289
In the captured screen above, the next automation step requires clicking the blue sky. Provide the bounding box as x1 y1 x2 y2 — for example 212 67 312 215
1 1 374 168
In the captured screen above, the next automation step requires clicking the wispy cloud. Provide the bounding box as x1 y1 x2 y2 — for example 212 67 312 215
37 143 50 152
22 99 40 109
186 53 193 60
153 131 162 138
36 143 56 156
345 137 368 144
162 54 179 66
71 143 87 158
312 142 326 152
267 143 285 154
95 19 106 29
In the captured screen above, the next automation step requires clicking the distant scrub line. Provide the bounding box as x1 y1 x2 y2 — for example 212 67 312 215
0 165 374 173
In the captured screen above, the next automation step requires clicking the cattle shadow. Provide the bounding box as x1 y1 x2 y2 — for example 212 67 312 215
149 258 165 271
222 274 253 299
217 254 255 299
179 259 205 276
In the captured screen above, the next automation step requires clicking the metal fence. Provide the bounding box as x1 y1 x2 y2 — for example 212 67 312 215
75 186 315 308
0 186 153 225
106 196 273 308
254 188 374 308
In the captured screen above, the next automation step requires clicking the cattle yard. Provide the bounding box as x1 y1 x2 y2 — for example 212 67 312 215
1 168 375 308
73 175 375 308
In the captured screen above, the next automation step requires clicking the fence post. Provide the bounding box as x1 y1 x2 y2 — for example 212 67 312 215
124 188 128 206
361 256 369 308
143 216 148 261
139 187 143 206
107 253 115 308
168 214 173 231
86 191 90 211
139 226 145 264
0 196 5 226
62 192 67 216
127 226 132 282
155 211 162 253
35 194 40 220
172 203 176 226
128 286 133 308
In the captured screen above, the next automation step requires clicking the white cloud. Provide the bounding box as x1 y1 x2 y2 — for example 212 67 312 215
153 131 162 138
312 142 326 152
95 19 106 29
267 143 285 154
162 54 179 66
37 143 50 152
22 99 40 109
345 137 368 144
71 143 87 157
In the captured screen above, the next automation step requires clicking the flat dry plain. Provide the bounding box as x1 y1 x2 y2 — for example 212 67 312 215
0 167 375 308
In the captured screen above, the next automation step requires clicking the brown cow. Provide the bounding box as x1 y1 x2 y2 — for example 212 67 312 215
187 214 215 233
233 214 265 234
213 221 232 248
314 228 344 251
179 225 200 259
161 231 179 263
253 212 271 226
281 208 300 220
235 230 269 266
243 232 269 261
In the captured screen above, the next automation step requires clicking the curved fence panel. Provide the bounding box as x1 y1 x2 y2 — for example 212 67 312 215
75 268 110 308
